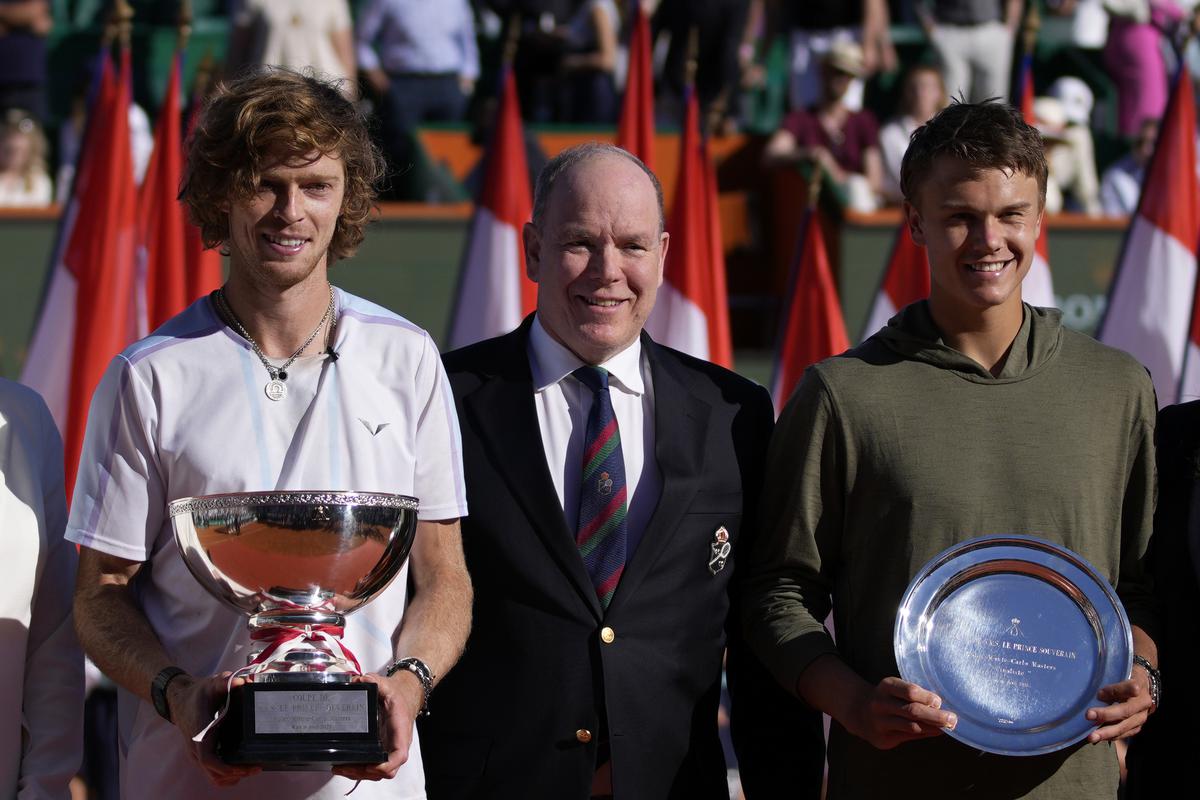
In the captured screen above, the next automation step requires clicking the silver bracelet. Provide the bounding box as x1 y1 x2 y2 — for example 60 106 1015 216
386 656 434 717
1132 654 1161 710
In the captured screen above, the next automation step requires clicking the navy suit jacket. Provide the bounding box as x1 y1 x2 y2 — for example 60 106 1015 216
420 319 821 799
1125 401 1198 798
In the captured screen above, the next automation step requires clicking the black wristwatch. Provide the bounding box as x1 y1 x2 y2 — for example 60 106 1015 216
151 666 187 723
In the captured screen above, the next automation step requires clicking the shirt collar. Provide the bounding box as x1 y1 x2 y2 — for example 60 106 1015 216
528 314 646 396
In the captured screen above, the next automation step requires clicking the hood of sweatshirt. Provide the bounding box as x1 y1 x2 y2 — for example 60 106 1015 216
872 300 1064 384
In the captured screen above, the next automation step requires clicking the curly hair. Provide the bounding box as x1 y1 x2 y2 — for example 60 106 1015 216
900 100 1048 208
181 67 385 260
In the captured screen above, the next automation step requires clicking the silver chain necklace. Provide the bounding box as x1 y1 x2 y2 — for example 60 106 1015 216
217 285 336 401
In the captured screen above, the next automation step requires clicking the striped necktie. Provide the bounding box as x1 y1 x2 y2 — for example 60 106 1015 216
573 366 628 608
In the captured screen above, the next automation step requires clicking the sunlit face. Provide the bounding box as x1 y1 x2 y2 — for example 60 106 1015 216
907 70 946 122
1134 120 1159 167
905 156 1042 320
821 63 855 103
225 150 345 291
524 154 668 365
0 130 32 172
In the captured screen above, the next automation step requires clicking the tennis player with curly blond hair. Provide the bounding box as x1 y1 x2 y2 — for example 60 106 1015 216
68 67 472 800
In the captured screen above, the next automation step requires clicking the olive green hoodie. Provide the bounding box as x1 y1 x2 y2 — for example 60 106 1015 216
745 301 1157 799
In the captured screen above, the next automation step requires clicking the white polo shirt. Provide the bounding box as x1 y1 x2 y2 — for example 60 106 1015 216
66 288 468 800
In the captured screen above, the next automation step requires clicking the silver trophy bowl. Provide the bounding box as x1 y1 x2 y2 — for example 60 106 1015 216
168 490 419 682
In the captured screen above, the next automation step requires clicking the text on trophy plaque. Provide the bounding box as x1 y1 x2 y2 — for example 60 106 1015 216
254 690 371 734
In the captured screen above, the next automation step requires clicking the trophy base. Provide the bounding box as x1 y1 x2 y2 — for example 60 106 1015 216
216 682 386 770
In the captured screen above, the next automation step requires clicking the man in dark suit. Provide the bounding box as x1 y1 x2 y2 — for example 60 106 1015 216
420 143 820 798
1125 401 1196 798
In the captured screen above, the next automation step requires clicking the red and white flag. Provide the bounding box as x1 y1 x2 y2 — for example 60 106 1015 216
1100 67 1200 406
1017 54 1057 308
22 45 139 494
860 222 929 341
645 88 733 366
702 139 732 366
616 0 654 170
771 209 850 411
183 94 224 302
137 52 188 333
21 55 114 440
448 68 534 348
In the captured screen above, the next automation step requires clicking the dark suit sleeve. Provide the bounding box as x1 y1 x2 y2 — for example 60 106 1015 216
726 384 824 799
1125 401 1200 799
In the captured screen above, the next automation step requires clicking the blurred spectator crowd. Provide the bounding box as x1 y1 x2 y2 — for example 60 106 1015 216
1 0 1199 214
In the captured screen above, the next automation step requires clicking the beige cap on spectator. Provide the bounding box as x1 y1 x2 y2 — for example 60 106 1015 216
823 40 866 78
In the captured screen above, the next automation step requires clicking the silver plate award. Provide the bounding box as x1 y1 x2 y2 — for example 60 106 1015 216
894 535 1132 756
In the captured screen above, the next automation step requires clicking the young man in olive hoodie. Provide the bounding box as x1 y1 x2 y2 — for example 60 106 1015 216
745 101 1161 798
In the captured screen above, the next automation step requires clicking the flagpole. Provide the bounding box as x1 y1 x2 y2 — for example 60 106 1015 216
115 0 133 49
178 0 192 51
488 13 521 189
1021 3 1039 63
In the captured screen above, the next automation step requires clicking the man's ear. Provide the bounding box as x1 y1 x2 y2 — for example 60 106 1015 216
656 231 669 288
523 222 541 282
903 200 926 246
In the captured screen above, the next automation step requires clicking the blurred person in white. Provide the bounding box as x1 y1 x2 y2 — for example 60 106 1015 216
0 378 84 798
1043 0 1110 49
879 64 947 204
227 0 356 97
1101 116 1159 216
0 108 51 207
1033 77 1101 215
54 84 152 204
918 0 1023 103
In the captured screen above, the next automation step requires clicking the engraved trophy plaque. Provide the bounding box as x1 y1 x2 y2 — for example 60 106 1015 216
168 490 418 769
894 535 1132 756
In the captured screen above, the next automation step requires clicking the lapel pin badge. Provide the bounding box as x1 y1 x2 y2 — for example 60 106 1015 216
598 471 613 496
708 526 731 575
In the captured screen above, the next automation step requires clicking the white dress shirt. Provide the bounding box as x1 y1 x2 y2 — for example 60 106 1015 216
527 316 661 555
1100 155 1144 217
354 0 480 81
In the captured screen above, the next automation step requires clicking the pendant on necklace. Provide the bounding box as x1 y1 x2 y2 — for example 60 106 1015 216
265 379 288 401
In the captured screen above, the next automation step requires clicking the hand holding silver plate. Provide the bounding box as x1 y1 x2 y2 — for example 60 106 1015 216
894 535 1133 756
